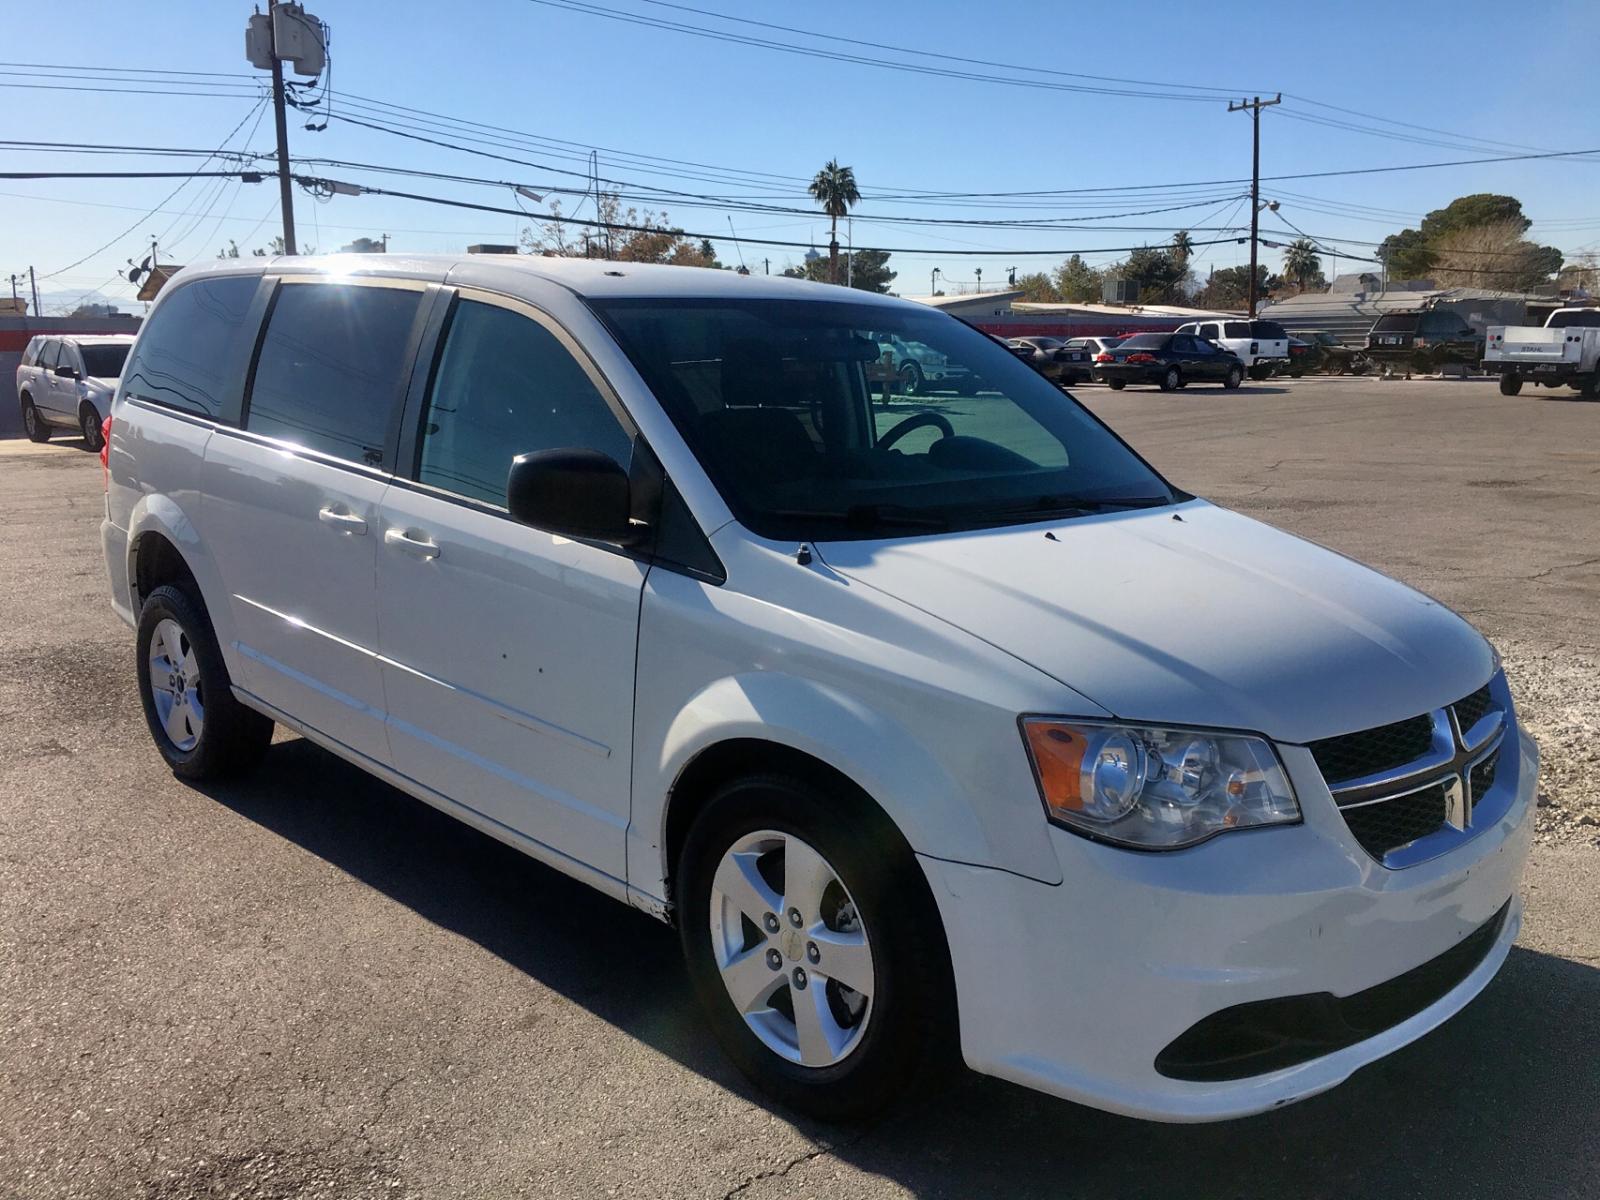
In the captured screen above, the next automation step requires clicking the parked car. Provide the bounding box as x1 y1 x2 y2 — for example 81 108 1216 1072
873 331 978 395
1297 330 1366 375
1283 337 1315 377
1174 319 1289 380
16 333 135 450
1058 336 1123 384
1091 332 1245 391
1364 310 1484 376
103 257 1534 1124
1483 306 1600 397
1005 336 1070 384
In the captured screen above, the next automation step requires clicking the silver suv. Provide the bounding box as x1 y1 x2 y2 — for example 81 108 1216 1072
16 334 135 450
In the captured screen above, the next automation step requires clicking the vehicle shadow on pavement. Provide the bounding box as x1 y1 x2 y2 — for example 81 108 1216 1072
204 737 1599 1200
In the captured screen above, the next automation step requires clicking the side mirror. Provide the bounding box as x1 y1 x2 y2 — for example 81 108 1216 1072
506 448 642 545
54 364 78 379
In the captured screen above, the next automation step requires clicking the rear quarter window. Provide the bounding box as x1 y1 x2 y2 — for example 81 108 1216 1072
122 276 261 419
1249 321 1287 339
1222 322 1251 338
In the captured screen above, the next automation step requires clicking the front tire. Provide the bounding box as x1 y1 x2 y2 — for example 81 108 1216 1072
136 584 273 780
80 403 105 451
1224 365 1244 389
897 362 925 397
677 773 955 1121
1159 366 1181 392
21 397 51 442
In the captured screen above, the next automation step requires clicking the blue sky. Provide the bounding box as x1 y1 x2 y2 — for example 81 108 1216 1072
5 0 1599 312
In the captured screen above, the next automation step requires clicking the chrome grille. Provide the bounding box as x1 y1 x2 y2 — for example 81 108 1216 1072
1342 783 1449 859
1469 748 1500 808
1307 713 1434 786
1310 675 1508 867
1452 685 1495 738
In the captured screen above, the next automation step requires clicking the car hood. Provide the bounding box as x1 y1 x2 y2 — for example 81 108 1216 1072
815 501 1492 744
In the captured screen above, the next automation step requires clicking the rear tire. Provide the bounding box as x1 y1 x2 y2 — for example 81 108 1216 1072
1248 364 1271 381
1107 379 1127 391
1583 374 1600 400
136 584 273 780
21 397 51 442
79 403 105 451
1159 366 1181 392
1499 375 1523 396
677 773 956 1121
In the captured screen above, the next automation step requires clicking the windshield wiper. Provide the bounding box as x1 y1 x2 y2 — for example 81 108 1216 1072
769 504 951 530
961 493 1175 522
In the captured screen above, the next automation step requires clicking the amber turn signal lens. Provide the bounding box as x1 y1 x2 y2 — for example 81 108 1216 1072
1023 722 1087 816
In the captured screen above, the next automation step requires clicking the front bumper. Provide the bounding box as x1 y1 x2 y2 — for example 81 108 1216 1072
920 723 1536 1122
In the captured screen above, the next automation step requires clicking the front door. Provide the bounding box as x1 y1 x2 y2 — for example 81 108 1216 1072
375 291 646 880
203 277 429 764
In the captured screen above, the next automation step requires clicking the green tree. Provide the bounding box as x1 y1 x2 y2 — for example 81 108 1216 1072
1197 264 1269 310
1052 254 1102 302
783 249 896 293
808 159 861 285
1013 271 1059 302
1282 238 1324 291
1378 228 1435 281
1117 245 1184 301
1420 194 1531 240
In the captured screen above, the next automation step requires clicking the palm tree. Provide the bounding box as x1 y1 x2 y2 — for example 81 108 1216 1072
1283 238 1323 292
1170 229 1194 269
809 159 861 284
1167 230 1195 300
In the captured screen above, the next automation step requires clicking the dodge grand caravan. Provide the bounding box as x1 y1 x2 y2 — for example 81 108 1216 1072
101 256 1536 1122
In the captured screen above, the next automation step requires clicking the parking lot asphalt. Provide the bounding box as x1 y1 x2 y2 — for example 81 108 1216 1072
1 376 1597 1200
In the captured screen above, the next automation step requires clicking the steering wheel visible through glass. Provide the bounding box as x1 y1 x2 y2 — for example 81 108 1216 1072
877 410 954 451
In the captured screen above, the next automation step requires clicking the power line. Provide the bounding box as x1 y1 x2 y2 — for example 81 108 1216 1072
30 99 269 282
519 0 1241 102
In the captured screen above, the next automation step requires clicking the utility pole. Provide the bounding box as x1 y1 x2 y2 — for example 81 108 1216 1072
268 1 298 255
762 257 769 275
1229 94 1280 317
29 265 39 315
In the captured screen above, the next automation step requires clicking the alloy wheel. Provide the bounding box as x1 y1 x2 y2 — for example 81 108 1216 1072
709 829 874 1068
147 617 204 751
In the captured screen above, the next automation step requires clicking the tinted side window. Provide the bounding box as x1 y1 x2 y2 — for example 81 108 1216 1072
1223 322 1251 338
1250 321 1287 339
1198 323 1219 339
246 283 422 468
123 276 258 418
416 298 633 506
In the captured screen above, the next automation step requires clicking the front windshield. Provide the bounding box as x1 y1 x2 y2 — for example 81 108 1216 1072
593 297 1176 540
80 344 130 379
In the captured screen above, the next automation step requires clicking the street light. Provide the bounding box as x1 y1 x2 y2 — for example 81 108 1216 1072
930 267 942 295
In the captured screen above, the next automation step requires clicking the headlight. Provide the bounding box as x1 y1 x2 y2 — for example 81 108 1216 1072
1020 719 1299 850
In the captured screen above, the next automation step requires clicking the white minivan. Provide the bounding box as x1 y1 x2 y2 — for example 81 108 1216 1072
101 256 1535 1123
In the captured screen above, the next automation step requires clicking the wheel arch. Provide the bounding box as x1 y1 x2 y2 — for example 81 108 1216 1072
640 670 1032 913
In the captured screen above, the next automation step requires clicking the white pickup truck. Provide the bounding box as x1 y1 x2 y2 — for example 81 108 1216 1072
1484 307 1600 397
